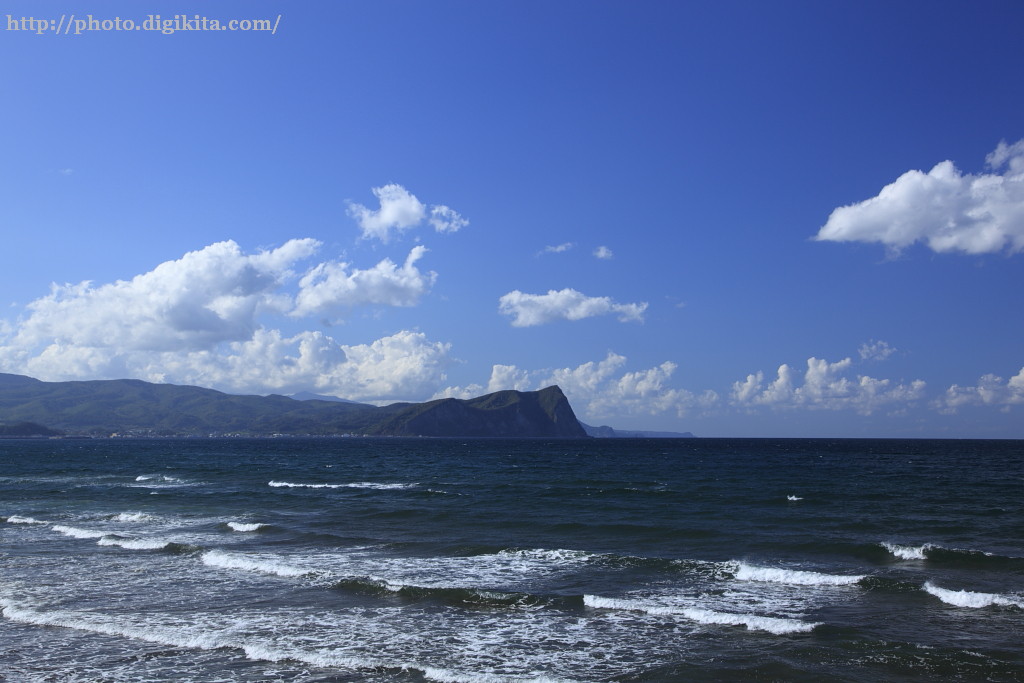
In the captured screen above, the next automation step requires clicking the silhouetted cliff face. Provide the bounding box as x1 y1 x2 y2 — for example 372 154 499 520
373 386 587 437
0 373 586 437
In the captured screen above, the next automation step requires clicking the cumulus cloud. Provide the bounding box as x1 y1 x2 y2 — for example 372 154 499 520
291 246 436 318
0 240 454 402
433 363 532 400
731 356 926 415
593 246 614 259
858 339 896 361
498 288 647 327
437 352 718 420
139 329 451 402
815 139 1024 254
934 367 1024 413
8 239 318 355
545 353 718 419
348 184 468 242
428 205 469 233
486 364 531 393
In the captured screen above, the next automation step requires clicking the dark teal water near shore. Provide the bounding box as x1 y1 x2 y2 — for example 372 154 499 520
1 438 1022 681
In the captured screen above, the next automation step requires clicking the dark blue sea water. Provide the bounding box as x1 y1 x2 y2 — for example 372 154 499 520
1 438 1022 682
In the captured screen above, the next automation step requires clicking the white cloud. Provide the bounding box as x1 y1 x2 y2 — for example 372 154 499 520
0 240 455 403
348 184 426 242
8 239 318 355
486 364 531 393
347 184 468 242
147 329 451 402
291 246 436 318
934 367 1024 413
858 339 896 361
437 352 718 420
815 139 1024 254
432 363 532 400
498 288 647 327
429 205 469 233
539 242 574 255
542 353 718 420
593 245 614 259
2 325 452 404
731 356 926 415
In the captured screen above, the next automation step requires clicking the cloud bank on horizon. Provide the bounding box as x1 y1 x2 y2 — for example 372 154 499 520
2 140 1023 430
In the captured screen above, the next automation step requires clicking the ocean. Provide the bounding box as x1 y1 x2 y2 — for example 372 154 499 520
1 437 1021 682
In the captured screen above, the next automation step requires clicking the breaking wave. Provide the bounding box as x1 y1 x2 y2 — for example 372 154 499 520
882 542 932 560
5 515 49 524
923 582 1024 609
880 542 1023 570
96 536 176 551
51 524 106 539
0 598 574 683
201 549 316 578
582 595 818 634
110 512 155 523
731 562 864 586
268 480 418 490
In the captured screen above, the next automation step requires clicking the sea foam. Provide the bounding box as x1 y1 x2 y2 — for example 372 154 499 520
923 582 1024 609
732 562 864 586
51 525 106 539
268 480 416 490
6 515 48 524
201 550 313 577
227 521 266 532
97 536 172 550
111 512 154 523
882 542 932 560
582 595 817 634
0 598 385 674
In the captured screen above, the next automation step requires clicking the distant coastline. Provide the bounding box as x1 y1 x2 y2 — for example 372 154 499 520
0 373 589 439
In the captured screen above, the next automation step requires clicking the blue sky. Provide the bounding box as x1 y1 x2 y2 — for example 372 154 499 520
2 0 1023 437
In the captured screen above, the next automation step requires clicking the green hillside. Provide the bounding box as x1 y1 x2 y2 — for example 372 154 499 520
0 374 586 438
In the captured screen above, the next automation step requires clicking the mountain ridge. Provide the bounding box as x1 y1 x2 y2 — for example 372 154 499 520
0 373 587 438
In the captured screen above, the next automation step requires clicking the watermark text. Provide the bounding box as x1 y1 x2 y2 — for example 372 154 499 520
6 13 282 35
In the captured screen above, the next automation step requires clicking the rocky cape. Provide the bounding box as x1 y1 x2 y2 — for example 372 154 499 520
0 373 587 438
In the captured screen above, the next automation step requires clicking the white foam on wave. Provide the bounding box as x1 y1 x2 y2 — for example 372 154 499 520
0 596 577 683
112 512 154 523
201 550 314 578
268 480 416 490
228 521 266 532
418 664 573 683
51 524 106 539
582 595 817 634
236 642 388 675
923 582 1024 609
882 542 932 560
6 515 49 524
499 548 593 564
733 562 864 586
786 495 803 501
0 597 384 673
349 481 418 490
130 474 196 489
97 537 172 551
